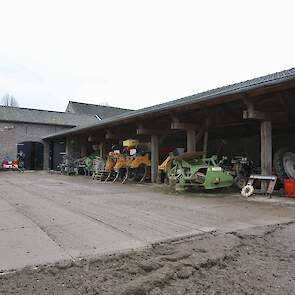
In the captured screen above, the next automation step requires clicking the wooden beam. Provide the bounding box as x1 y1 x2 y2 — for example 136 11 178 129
136 128 180 136
202 119 209 158
195 130 204 144
214 121 251 128
137 128 154 135
105 132 132 140
187 130 196 152
170 114 180 123
88 135 104 142
243 109 268 121
151 134 159 183
242 97 254 111
105 132 117 139
171 122 200 130
203 131 208 158
243 97 270 121
261 121 272 192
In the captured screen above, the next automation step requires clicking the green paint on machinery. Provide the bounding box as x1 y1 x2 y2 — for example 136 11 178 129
168 152 233 191
84 151 101 174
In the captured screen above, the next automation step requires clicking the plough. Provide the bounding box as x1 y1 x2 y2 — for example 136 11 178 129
168 152 233 191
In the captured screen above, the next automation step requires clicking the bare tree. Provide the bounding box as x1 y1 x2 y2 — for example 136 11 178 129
1 94 19 107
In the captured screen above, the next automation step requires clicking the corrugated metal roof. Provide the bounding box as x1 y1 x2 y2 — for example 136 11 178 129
66 101 131 119
0 106 98 126
43 68 295 139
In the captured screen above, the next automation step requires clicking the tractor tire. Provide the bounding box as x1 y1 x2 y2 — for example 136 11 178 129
274 148 295 182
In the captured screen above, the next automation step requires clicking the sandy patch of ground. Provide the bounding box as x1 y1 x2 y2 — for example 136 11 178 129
1 221 295 295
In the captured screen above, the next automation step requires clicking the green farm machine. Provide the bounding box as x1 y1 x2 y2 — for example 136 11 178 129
168 152 233 191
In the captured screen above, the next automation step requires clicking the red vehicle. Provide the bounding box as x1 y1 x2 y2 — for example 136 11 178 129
1 160 19 170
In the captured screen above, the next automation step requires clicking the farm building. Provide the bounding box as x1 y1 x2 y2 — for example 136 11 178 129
43 68 295 190
0 102 130 170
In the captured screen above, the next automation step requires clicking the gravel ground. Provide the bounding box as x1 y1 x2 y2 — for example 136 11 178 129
1 222 295 295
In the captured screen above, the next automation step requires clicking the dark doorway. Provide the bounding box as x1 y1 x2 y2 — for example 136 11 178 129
17 142 44 170
49 139 66 170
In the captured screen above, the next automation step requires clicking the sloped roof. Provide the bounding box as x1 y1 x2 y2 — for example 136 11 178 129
44 67 295 139
0 106 98 126
66 101 131 119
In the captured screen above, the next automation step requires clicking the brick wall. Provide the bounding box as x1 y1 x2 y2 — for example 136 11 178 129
0 121 71 169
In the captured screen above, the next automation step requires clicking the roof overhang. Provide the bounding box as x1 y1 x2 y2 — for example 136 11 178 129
43 68 295 140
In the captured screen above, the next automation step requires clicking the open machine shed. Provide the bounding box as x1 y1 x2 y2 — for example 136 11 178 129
44 68 295 185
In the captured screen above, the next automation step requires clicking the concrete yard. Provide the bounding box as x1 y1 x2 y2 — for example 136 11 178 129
1 171 295 272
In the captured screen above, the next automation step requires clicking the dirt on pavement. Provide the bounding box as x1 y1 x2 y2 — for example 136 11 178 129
1 221 295 295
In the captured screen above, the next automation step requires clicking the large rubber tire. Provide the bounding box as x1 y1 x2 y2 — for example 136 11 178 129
274 148 295 182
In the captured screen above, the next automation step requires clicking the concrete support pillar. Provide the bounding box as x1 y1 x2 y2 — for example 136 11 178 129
151 134 159 183
187 130 196 152
261 121 272 192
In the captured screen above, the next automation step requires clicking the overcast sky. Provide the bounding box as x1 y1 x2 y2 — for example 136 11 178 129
0 0 294 112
